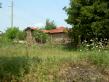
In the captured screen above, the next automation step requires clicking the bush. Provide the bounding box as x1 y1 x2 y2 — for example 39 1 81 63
17 31 26 40
4 27 26 41
32 30 48 43
5 27 20 40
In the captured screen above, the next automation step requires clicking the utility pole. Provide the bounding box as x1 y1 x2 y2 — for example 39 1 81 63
0 2 2 8
10 0 13 28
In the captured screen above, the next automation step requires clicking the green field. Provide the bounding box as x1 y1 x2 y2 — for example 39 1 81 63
0 44 109 82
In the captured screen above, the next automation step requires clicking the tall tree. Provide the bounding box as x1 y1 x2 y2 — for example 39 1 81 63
45 19 56 30
64 0 109 44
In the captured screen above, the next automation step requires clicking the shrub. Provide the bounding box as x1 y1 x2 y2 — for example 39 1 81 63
4 27 26 41
5 27 20 40
17 31 26 40
32 30 48 43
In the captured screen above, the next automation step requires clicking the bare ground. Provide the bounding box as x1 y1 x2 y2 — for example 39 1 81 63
58 61 109 82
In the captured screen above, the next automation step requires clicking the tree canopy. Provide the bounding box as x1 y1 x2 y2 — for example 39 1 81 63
45 19 56 30
64 0 109 44
4 27 26 40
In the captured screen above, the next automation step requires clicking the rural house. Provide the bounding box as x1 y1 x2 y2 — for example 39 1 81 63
25 26 70 45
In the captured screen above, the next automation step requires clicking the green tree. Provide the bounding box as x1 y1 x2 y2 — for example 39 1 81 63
5 27 20 40
4 27 26 41
64 0 109 45
45 19 56 30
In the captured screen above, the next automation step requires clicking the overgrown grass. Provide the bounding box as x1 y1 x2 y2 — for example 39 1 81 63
81 50 109 73
0 44 109 82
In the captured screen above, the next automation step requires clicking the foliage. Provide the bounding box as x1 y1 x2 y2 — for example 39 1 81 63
4 27 26 41
45 19 56 30
0 56 42 81
32 30 48 43
64 0 109 46
0 44 109 81
5 27 19 40
0 35 12 46
17 31 26 40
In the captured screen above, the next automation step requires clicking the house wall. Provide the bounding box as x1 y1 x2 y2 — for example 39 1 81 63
49 33 69 44
26 30 36 45
25 29 70 45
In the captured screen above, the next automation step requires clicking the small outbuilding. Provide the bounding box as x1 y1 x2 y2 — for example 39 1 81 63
25 26 70 45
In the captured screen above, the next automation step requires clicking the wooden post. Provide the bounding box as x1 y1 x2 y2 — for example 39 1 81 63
78 35 81 47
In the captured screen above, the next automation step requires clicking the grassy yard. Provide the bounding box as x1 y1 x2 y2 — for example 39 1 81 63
0 44 109 82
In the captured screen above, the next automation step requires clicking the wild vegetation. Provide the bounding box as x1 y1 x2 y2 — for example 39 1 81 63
0 26 109 81
1 27 26 42
0 42 109 82
32 30 48 43
0 0 109 82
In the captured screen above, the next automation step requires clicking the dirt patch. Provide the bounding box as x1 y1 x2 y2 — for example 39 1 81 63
58 61 109 82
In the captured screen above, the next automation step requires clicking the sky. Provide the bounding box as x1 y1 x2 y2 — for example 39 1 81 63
0 0 70 31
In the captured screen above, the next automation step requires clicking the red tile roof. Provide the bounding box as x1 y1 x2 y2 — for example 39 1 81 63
42 30 49 33
42 26 65 34
25 26 66 34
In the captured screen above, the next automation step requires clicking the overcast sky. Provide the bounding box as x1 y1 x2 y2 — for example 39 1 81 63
0 0 70 31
